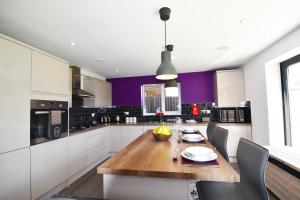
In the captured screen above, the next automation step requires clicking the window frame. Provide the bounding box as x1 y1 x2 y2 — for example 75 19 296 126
280 54 300 146
141 83 181 116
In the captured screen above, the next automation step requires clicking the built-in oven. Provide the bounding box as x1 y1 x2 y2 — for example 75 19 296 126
30 100 68 145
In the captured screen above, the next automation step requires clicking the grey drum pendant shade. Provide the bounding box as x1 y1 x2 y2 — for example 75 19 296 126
164 79 179 97
156 50 178 80
164 79 177 88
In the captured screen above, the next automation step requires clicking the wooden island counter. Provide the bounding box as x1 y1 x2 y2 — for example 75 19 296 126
97 130 239 200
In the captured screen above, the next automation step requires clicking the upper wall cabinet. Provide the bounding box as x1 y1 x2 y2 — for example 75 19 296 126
0 36 31 154
215 70 245 107
31 51 69 96
83 77 112 107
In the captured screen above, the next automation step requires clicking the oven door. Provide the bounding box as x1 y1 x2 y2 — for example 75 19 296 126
30 110 50 141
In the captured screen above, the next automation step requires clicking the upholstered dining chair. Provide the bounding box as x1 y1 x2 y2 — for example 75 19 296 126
206 122 216 143
210 126 229 161
196 138 269 200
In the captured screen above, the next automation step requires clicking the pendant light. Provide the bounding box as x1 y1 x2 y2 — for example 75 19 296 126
156 7 178 80
165 79 179 97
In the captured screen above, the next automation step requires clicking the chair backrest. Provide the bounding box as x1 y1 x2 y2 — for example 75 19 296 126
211 126 229 161
206 122 216 143
237 138 269 200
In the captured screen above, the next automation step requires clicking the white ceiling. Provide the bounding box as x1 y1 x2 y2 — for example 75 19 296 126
1 0 300 78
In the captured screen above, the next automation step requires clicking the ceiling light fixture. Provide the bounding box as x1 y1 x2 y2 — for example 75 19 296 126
165 79 179 97
217 46 229 51
70 42 76 46
115 69 119 72
155 7 178 80
240 18 246 23
96 59 105 63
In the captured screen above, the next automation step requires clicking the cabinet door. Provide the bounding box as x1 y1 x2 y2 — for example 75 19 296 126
69 134 86 176
216 70 245 107
0 37 31 154
83 78 112 107
218 125 251 158
109 126 122 152
31 138 69 200
102 127 111 154
196 125 208 139
143 125 157 133
85 129 104 165
31 50 69 95
121 126 144 147
0 148 30 200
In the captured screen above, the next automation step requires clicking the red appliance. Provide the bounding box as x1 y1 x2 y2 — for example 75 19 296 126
192 104 199 116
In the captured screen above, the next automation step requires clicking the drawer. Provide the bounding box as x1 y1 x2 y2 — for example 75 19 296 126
86 145 104 165
85 132 103 150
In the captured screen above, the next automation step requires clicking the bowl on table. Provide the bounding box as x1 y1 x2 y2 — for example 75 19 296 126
152 125 172 141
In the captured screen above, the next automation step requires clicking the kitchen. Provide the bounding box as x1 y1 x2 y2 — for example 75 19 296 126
0 1 300 200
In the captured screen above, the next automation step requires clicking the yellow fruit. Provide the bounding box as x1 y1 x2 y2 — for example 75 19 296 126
153 125 171 136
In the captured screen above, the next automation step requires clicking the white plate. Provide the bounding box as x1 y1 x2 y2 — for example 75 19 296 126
182 127 198 133
182 134 204 142
181 146 217 162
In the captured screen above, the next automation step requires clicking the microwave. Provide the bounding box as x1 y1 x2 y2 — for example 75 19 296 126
30 100 68 145
211 107 251 123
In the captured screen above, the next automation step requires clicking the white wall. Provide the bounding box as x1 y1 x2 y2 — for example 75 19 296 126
243 26 300 145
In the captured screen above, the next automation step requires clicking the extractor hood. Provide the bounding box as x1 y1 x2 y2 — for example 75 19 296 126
71 66 95 98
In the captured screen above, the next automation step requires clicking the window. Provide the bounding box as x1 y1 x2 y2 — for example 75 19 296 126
280 54 300 148
141 84 181 116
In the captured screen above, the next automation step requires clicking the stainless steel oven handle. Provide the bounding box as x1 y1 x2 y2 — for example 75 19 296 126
34 111 50 115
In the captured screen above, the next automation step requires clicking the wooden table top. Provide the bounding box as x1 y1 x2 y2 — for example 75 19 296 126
97 130 240 182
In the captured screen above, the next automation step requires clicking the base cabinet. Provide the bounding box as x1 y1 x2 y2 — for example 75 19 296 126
69 134 86 177
121 126 144 148
109 126 122 153
85 129 105 165
217 124 251 159
0 148 30 200
31 138 69 200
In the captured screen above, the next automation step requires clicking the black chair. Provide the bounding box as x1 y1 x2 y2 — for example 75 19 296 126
196 138 269 200
210 126 229 161
206 122 216 143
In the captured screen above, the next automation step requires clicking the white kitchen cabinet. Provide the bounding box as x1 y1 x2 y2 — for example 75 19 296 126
0 148 30 200
143 125 158 133
215 70 245 107
69 134 86 177
85 129 106 165
0 36 31 154
83 77 112 107
102 127 111 154
109 126 122 153
121 126 144 147
218 124 252 159
31 50 69 96
31 138 69 200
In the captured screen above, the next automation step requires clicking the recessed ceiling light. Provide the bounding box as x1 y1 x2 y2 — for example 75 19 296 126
96 59 105 62
217 46 230 51
240 18 246 23
70 42 76 46
115 69 119 72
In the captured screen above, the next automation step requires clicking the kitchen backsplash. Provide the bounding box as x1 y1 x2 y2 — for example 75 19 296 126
69 103 213 129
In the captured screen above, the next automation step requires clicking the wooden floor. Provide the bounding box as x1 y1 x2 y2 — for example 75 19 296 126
60 168 103 199
59 166 280 200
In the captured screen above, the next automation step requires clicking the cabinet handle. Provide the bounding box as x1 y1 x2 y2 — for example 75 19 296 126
34 111 50 115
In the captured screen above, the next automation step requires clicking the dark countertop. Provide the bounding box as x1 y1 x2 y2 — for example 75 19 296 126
69 122 251 136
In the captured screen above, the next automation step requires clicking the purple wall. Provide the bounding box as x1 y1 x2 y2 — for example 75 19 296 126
107 71 215 106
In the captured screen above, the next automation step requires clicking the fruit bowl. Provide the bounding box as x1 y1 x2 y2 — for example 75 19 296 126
152 125 172 141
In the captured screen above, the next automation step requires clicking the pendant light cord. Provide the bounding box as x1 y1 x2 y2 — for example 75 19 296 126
164 21 167 50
